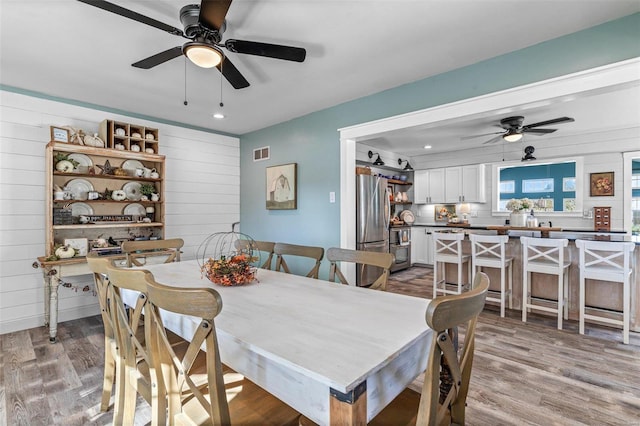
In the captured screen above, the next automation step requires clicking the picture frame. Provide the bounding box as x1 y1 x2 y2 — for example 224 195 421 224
266 163 297 210
50 126 70 142
590 171 614 197
64 238 88 257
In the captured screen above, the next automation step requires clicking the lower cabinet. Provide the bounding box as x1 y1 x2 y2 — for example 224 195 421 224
411 227 433 266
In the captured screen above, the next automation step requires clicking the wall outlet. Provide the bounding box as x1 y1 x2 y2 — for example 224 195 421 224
583 209 593 219
329 191 336 203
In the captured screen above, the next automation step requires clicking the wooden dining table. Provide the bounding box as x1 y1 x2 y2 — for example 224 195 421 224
121 260 433 425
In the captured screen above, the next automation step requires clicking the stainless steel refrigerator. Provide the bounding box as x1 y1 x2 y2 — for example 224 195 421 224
356 174 390 286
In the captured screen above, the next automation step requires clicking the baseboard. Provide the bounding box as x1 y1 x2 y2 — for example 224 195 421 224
0 304 100 335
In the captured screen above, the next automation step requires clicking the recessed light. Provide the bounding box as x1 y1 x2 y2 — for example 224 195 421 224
213 113 225 119
424 145 432 149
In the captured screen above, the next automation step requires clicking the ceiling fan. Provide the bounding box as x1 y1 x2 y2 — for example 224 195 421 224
78 0 307 89
462 115 575 145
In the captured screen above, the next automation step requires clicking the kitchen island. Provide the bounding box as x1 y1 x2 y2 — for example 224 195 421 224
409 224 639 332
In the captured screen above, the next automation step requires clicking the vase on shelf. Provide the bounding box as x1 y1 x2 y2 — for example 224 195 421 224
509 212 528 227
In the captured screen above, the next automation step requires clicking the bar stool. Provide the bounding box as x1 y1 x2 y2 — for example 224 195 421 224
433 232 471 298
470 234 513 317
521 237 570 330
576 240 635 344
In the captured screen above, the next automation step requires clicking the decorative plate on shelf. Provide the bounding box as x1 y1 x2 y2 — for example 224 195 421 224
123 203 146 217
71 202 94 217
65 178 94 200
122 182 142 201
67 153 92 171
400 210 415 225
121 159 144 176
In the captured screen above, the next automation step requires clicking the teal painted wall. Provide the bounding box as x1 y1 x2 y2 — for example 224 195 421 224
240 13 640 278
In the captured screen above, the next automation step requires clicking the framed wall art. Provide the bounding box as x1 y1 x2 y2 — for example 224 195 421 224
590 171 614 197
266 163 297 210
50 126 70 142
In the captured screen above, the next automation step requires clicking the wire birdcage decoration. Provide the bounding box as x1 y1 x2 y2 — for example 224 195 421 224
197 224 259 286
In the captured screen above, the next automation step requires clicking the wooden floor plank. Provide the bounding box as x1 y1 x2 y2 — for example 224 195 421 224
0 265 638 425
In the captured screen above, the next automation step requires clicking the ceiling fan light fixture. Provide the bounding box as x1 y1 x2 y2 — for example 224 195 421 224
503 129 523 143
183 42 223 68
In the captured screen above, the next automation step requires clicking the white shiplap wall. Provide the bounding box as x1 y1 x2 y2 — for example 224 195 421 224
0 91 240 335
408 126 640 230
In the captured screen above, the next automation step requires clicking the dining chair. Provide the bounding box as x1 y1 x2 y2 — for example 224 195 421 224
576 240 635 344
274 242 324 279
326 247 395 290
469 234 513 317
433 232 472 298
234 239 276 269
86 254 125 423
371 272 489 426
143 274 302 425
104 264 187 425
521 237 570 330
120 237 184 267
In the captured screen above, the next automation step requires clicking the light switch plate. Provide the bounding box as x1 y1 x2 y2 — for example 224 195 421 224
329 192 336 203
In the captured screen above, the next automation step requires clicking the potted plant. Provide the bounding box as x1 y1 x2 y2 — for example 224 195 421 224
506 198 532 227
139 183 156 198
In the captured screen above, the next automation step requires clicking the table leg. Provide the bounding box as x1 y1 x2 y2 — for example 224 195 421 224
48 270 61 343
329 382 367 425
43 269 51 327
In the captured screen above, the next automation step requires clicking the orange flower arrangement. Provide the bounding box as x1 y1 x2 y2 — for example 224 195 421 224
201 253 257 286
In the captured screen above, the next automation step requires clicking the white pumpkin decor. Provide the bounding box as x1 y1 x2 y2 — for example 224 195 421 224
55 160 74 173
55 245 75 259
112 190 127 201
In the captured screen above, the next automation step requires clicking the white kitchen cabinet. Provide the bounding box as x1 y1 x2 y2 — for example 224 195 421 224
444 164 486 203
411 227 433 266
414 168 445 204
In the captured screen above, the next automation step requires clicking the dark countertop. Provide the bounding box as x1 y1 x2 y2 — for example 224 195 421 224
408 223 639 243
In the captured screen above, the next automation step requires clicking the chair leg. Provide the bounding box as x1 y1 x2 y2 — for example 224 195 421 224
522 270 528 323
101 340 115 412
563 269 569 320
557 273 563 330
508 262 513 310
500 266 506 318
579 274 585 335
433 262 438 298
623 277 630 345
457 261 463 295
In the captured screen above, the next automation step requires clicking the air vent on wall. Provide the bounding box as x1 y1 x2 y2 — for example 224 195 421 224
253 146 270 161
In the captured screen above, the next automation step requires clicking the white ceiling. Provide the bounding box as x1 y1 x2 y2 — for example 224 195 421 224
360 83 640 157
1 0 639 137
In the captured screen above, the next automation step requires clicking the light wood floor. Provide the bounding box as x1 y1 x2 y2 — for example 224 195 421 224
1 266 639 425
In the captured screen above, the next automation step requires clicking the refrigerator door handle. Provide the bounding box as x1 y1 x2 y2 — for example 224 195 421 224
384 188 391 230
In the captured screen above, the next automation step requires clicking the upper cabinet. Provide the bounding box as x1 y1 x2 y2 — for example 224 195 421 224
416 164 485 204
445 164 486 203
414 168 445 204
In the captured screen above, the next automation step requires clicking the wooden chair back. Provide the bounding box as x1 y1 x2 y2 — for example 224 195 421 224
575 239 635 280
418 272 489 425
326 247 394 290
274 242 324 279
104 264 166 425
469 234 509 268
120 238 184 267
144 276 230 425
234 239 276 270
86 253 123 419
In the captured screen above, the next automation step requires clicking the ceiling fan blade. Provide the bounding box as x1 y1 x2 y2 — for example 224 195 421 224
224 39 306 62
199 0 232 31
523 116 574 129
523 128 557 135
77 0 185 37
482 135 504 145
217 57 250 89
132 47 183 69
460 131 503 141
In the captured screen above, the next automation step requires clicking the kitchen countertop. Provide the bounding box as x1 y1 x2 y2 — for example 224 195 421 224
408 223 638 243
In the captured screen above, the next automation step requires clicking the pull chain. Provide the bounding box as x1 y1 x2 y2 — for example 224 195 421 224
183 57 188 106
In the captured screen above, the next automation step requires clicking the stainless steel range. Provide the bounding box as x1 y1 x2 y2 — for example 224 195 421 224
389 226 411 272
